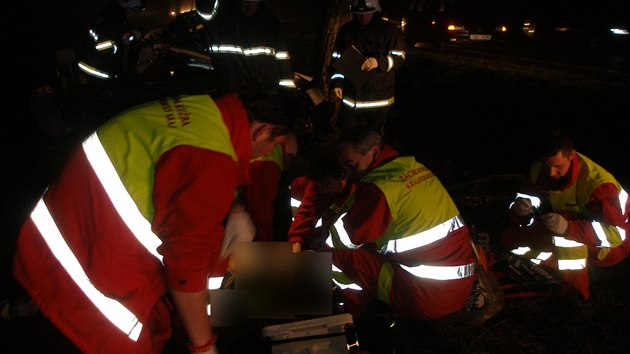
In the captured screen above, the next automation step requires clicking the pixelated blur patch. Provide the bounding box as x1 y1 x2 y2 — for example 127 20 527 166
212 242 332 322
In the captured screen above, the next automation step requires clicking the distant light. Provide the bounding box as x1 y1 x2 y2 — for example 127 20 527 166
610 28 629 35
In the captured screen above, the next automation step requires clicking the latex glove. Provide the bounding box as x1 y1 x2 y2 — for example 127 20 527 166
541 213 569 235
220 211 256 259
511 197 534 217
333 87 343 100
361 57 378 71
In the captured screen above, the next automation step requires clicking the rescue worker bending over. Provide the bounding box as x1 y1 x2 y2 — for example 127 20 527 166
13 92 295 354
500 127 629 301
291 126 477 321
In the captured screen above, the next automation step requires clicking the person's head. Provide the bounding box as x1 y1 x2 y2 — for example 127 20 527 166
117 0 145 11
536 127 576 182
351 0 380 25
336 125 382 180
308 146 348 196
238 0 263 17
196 0 219 21
242 91 297 159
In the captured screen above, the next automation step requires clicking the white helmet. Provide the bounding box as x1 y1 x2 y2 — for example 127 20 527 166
117 0 145 10
351 0 381 14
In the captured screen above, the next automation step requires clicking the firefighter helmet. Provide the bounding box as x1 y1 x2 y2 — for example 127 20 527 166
117 0 146 11
351 0 381 14
195 0 219 21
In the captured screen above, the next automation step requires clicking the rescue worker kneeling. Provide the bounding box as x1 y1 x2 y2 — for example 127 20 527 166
289 126 477 320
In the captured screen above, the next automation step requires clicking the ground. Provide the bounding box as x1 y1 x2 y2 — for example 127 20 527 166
2 45 630 353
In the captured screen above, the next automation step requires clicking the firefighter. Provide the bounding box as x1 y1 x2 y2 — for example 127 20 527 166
499 127 629 301
293 126 478 321
13 92 294 354
330 0 406 133
203 0 296 96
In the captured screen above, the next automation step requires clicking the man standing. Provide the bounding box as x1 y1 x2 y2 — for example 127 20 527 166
204 0 295 96
13 92 293 354
330 0 405 133
500 127 629 301
321 126 477 320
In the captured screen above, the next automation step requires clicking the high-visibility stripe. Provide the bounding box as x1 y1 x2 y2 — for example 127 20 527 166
30 199 143 341
78 61 111 80
509 192 542 209
384 216 464 253
558 259 586 270
83 133 163 262
389 50 406 59
208 277 224 290
332 213 361 249
330 73 344 80
95 40 117 53
342 97 394 109
332 264 362 290
275 51 290 60
279 79 296 88
386 55 394 72
400 262 476 280
209 44 281 57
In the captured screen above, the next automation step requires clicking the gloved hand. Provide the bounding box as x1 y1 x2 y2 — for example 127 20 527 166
541 213 569 235
220 211 256 259
361 57 378 71
511 197 534 217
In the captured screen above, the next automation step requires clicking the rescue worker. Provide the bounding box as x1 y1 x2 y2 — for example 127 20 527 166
500 127 629 301
13 92 294 354
245 133 298 242
293 126 478 321
330 0 405 133
203 0 296 96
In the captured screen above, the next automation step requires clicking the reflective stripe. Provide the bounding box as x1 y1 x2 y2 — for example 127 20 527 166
197 0 219 21
510 192 542 209
342 97 394 109
510 248 552 264
209 44 280 57
279 79 296 88
290 197 301 208
83 133 163 262
95 40 117 53
332 264 362 290
333 213 361 249
386 55 394 72
553 236 584 248
207 277 224 290
389 50 406 59
553 236 587 270
30 199 143 341
400 262 476 280
558 259 586 270
78 61 111 80
384 216 464 253
330 73 345 80
275 51 290 60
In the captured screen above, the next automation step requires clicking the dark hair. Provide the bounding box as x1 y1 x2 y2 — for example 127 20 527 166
240 90 300 133
337 125 382 155
536 127 574 158
306 144 345 181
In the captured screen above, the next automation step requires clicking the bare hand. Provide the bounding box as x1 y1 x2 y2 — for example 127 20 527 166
361 57 378 71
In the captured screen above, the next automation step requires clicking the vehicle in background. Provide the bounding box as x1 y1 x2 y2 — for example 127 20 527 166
521 2 630 56
403 0 517 48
